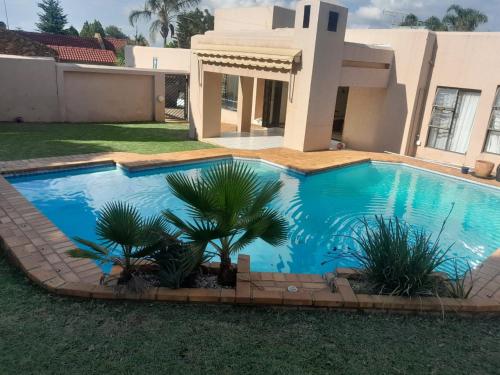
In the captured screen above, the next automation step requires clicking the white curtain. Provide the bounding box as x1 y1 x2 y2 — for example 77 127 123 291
485 132 500 154
448 92 480 153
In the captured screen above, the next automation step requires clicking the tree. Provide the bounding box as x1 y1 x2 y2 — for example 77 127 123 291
443 5 488 31
36 0 67 34
399 13 420 28
398 5 487 32
80 20 105 38
65 25 79 36
424 16 447 32
131 33 149 46
105 25 128 39
176 8 214 48
163 162 287 285
165 40 178 48
129 0 200 48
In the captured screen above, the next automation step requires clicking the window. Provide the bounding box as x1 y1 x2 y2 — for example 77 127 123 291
327 11 339 32
221 75 238 111
484 87 500 154
303 5 311 28
426 87 480 154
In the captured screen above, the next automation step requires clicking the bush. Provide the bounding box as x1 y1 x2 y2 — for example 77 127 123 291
68 201 205 290
330 215 452 296
143 233 208 289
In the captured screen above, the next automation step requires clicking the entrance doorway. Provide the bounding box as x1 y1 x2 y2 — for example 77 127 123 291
262 80 288 128
165 74 189 121
332 86 349 140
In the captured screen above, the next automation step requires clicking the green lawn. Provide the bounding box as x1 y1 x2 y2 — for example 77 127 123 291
0 254 499 375
0 122 215 161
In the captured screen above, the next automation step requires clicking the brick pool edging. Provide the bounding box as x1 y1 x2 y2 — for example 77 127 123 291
0 149 499 313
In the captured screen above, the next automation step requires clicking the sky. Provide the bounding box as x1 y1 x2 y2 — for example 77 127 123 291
1 0 499 46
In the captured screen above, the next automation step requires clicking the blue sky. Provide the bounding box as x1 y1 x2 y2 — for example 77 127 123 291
2 0 498 45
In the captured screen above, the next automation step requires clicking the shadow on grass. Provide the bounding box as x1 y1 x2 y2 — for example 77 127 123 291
0 122 215 161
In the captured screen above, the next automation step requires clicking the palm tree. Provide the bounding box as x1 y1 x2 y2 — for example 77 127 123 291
399 13 420 28
68 201 166 284
129 0 200 48
163 162 288 285
442 5 488 31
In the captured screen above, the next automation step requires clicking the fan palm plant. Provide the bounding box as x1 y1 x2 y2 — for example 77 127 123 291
164 162 287 285
129 0 200 47
68 201 166 284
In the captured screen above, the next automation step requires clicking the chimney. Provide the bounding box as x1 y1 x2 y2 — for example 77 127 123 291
94 33 106 49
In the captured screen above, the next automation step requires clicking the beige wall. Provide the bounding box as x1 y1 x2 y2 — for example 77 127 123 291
283 1 348 151
125 46 190 73
214 6 294 31
343 29 435 154
221 108 237 124
0 55 59 122
342 87 387 152
416 32 500 167
63 72 155 123
0 55 165 123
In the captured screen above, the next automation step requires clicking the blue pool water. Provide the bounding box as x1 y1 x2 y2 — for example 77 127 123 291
7 159 500 275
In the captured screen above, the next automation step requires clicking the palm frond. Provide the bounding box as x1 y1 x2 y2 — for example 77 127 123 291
67 248 107 262
95 201 144 248
129 9 152 26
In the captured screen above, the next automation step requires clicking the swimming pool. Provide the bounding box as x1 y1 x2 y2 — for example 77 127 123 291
7 159 500 275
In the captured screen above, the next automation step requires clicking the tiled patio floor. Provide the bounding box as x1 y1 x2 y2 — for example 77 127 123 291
0 147 499 307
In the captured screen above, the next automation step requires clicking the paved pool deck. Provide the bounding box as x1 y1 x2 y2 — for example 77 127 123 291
0 148 499 311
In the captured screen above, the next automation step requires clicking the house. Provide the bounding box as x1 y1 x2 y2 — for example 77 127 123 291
6 30 127 65
0 27 58 59
126 0 500 168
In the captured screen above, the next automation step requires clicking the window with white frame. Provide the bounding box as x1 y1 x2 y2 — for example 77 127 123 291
484 87 500 154
426 87 480 154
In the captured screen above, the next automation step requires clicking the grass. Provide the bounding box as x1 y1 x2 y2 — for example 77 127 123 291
0 122 215 161
0 254 499 375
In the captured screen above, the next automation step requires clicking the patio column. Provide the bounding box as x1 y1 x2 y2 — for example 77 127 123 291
201 71 222 138
237 76 254 133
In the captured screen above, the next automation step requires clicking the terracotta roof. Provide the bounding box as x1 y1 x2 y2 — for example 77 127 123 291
17 31 102 49
104 37 128 51
13 31 128 65
0 28 58 58
49 45 117 64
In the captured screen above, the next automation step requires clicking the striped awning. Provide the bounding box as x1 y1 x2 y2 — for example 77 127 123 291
193 44 301 71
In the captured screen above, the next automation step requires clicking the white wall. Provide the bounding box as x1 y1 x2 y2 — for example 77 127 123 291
125 46 190 73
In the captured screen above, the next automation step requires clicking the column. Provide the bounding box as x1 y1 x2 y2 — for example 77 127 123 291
237 76 254 133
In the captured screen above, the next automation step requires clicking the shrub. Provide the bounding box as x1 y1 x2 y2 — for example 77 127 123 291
445 260 473 299
328 215 452 296
143 232 208 289
68 201 203 290
68 201 166 287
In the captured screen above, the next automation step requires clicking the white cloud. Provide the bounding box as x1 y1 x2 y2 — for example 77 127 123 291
355 6 382 20
1 0 497 37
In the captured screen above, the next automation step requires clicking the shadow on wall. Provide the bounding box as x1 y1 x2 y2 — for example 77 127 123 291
342 55 408 153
